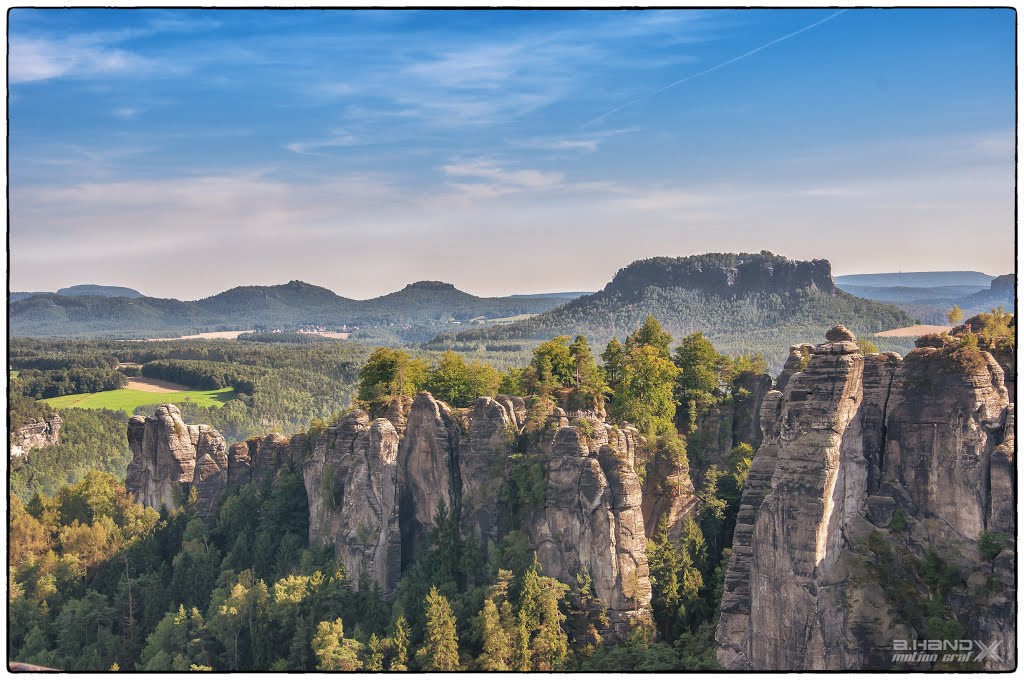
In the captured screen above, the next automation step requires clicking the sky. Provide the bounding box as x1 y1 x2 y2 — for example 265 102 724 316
7 7 1016 300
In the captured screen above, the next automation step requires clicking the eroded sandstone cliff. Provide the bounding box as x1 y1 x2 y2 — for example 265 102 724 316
127 394 667 637
716 327 1016 671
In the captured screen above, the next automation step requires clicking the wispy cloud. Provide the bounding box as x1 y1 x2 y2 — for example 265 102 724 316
9 35 158 84
508 128 640 154
10 126 1014 298
442 158 566 198
285 129 361 155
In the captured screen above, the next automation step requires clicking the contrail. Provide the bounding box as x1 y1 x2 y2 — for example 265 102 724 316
582 9 848 129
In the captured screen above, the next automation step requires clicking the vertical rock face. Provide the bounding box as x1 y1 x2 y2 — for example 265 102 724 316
732 372 773 450
746 335 865 670
397 392 462 564
716 329 1016 671
303 411 402 594
640 440 699 541
528 426 654 637
690 372 773 477
127 405 205 511
458 396 518 550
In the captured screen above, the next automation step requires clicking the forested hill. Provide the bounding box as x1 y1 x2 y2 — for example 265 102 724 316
8 280 576 339
442 252 915 366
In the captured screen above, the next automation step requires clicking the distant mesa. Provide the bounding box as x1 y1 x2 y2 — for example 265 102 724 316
401 280 459 291
57 284 144 298
11 284 144 302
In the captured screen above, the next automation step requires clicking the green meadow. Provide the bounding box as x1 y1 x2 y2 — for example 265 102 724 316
41 387 235 414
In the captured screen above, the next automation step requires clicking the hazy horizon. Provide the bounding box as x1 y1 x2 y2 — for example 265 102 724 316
8 258 1012 302
9 8 1015 299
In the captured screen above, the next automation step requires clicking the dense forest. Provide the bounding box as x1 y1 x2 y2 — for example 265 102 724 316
442 287 915 368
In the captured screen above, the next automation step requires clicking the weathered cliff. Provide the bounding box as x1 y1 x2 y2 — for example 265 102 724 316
304 411 402 594
128 394 668 638
716 328 1015 671
528 421 655 636
126 404 297 518
9 414 62 460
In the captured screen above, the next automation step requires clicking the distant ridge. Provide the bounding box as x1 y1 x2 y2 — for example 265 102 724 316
835 271 993 288
9 279 576 340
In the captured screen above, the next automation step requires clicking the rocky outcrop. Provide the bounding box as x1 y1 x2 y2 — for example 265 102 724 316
9 414 62 460
528 426 654 637
126 404 294 520
458 396 518 549
129 396 671 640
716 328 1015 671
398 392 462 563
304 411 402 594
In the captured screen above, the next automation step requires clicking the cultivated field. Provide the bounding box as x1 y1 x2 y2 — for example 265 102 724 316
41 386 235 413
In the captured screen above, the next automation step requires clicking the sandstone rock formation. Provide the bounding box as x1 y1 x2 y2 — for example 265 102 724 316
607 253 836 298
128 394 667 640
528 425 654 637
126 404 296 520
9 413 62 460
716 328 1015 671
304 411 402 594
127 405 226 514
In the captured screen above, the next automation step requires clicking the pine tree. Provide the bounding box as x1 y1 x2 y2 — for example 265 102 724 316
478 598 512 670
417 587 459 671
364 633 384 671
387 616 410 671
530 579 569 671
601 337 625 392
511 611 531 672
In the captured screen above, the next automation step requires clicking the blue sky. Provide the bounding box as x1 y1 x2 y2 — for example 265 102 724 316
8 8 1016 299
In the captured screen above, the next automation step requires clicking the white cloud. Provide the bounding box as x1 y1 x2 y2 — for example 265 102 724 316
285 129 361 155
9 35 158 84
441 159 566 198
509 128 641 154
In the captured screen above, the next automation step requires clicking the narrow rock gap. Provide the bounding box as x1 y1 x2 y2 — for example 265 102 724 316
875 369 895 495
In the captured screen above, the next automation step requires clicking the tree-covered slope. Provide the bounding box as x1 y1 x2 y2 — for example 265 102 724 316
8 281 576 339
444 253 914 367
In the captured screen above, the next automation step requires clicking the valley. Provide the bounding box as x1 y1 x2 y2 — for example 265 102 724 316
8 6 1014 673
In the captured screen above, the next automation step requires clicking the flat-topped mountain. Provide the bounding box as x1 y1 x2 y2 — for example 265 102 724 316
57 284 144 298
606 252 835 297
11 284 145 302
444 252 914 366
